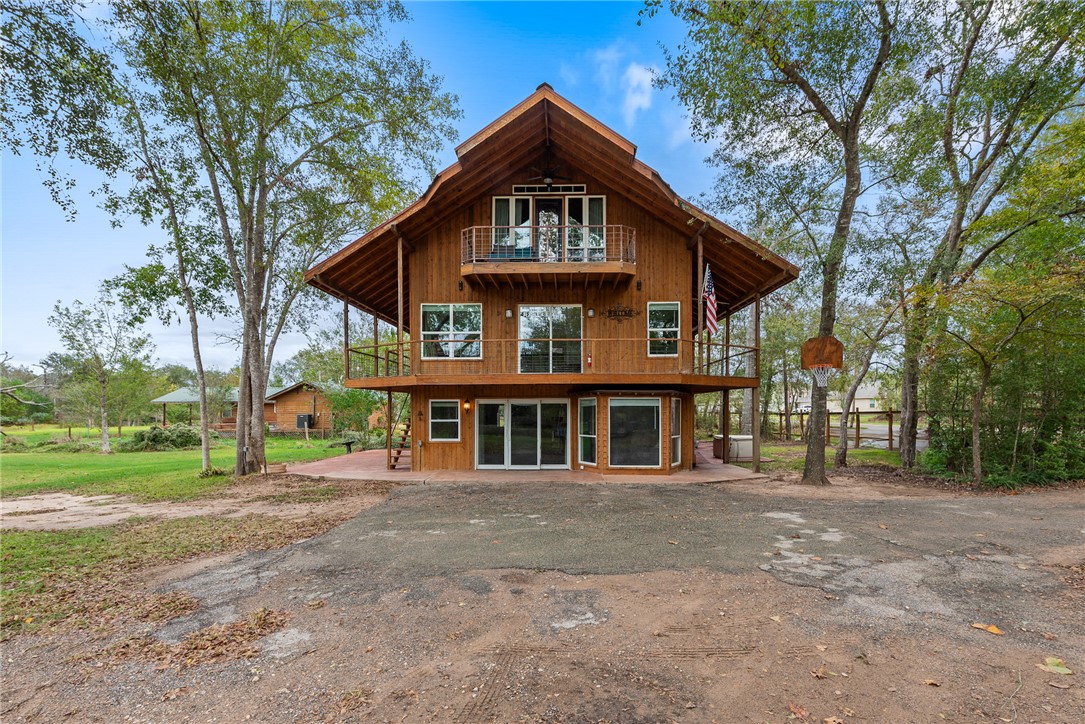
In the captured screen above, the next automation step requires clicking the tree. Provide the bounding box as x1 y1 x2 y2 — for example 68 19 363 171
654 0 920 484
889 0 1085 467
110 0 460 474
48 289 153 452
0 0 124 216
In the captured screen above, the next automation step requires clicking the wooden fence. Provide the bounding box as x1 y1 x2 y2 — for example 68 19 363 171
764 410 923 451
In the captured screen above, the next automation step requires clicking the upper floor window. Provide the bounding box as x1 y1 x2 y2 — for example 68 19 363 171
519 305 582 373
421 303 482 359
648 302 680 357
492 195 606 261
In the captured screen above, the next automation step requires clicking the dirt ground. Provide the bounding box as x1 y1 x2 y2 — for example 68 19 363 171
2 470 1083 723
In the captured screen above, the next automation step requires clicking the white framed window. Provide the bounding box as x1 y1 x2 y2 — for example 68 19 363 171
648 302 680 356
429 400 460 442
578 398 597 466
670 397 681 466
420 303 482 359
608 398 661 468
518 305 582 373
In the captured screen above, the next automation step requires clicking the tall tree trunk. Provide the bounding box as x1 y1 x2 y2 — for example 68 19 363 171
235 345 251 474
899 318 923 468
782 355 792 440
971 364 991 486
98 372 110 453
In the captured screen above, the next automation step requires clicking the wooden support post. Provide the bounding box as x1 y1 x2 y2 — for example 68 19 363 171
855 406 861 449
724 312 731 377
721 389 730 463
826 412 832 444
161 403 167 426
372 314 379 376
752 295 761 472
752 385 761 473
385 391 393 470
696 236 704 373
343 300 350 380
888 411 894 451
396 235 404 367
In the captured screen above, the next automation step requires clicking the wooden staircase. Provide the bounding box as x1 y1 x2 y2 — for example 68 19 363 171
388 420 412 470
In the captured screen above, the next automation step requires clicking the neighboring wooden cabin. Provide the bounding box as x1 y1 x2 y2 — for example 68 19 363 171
151 382 332 432
305 85 798 473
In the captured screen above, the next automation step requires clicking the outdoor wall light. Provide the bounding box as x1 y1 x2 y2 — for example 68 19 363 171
636 280 642 291
458 280 464 291
505 308 513 318
587 308 595 318
463 400 471 412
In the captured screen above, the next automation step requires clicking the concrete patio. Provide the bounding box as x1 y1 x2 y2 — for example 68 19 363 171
288 444 768 485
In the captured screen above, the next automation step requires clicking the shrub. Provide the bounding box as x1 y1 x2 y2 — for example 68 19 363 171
1 435 28 452
118 424 207 452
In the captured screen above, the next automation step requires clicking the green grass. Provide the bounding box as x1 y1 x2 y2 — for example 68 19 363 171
0 438 343 501
1 423 157 447
733 440 902 474
1 514 349 635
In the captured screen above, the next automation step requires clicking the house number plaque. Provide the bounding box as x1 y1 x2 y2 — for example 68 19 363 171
604 304 640 323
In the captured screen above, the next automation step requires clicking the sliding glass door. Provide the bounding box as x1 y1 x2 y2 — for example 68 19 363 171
476 399 569 470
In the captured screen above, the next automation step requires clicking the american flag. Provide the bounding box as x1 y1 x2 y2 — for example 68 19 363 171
702 264 719 336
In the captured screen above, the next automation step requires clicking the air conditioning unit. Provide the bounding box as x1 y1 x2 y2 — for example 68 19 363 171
296 413 315 430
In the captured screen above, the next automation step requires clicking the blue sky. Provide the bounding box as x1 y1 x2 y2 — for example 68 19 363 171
0 1 721 371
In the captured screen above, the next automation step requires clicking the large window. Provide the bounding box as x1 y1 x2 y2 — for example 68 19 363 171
608 398 661 468
429 400 460 442
492 195 605 260
578 398 596 466
421 303 482 359
670 398 681 466
648 302 680 356
519 305 582 373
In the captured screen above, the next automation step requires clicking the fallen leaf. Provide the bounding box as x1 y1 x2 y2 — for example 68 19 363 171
923 679 941 687
788 702 810 719
162 687 189 701
1037 657 1073 675
841 707 856 716
1048 681 1070 689
304 599 325 609
815 644 828 652
811 666 827 679
878 524 888 530
769 615 782 622
971 623 1004 635
824 718 845 724
1042 632 1057 641
667 540 679 545
811 556 823 561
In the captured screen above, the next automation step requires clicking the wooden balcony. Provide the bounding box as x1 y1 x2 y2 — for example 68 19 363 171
460 225 636 287
345 338 758 393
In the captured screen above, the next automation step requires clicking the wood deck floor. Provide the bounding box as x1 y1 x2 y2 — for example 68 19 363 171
288 443 766 485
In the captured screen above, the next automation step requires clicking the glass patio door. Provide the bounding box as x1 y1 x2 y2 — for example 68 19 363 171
476 400 569 470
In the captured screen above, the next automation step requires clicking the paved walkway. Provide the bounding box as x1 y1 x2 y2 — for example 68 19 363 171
288 445 767 485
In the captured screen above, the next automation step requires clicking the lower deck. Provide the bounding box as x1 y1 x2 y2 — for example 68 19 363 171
288 446 767 484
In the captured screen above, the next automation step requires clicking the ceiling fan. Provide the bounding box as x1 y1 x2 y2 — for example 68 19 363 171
528 144 572 189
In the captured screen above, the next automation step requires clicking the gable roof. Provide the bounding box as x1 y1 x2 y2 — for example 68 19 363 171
151 385 291 405
305 84 799 329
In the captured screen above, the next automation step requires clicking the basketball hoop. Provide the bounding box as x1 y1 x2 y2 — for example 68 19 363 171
801 337 844 389
810 364 832 388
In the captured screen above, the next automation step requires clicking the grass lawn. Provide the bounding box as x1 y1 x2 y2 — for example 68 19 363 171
0 513 348 636
1 423 157 447
732 440 902 474
0 437 343 501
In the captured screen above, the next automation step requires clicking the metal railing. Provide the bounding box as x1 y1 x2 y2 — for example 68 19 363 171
461 225 636 265
347 337 757 381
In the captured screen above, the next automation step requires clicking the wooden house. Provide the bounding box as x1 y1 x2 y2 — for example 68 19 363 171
305 85 798 473
151 382 332 433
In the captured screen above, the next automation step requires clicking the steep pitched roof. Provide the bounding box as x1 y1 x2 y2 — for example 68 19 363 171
305 84 799 328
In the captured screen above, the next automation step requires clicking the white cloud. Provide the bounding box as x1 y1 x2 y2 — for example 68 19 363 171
621 63 656 127
592 43 624 88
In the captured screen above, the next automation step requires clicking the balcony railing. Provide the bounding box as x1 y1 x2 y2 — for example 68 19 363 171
461 225 636 265
347 338 756 381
